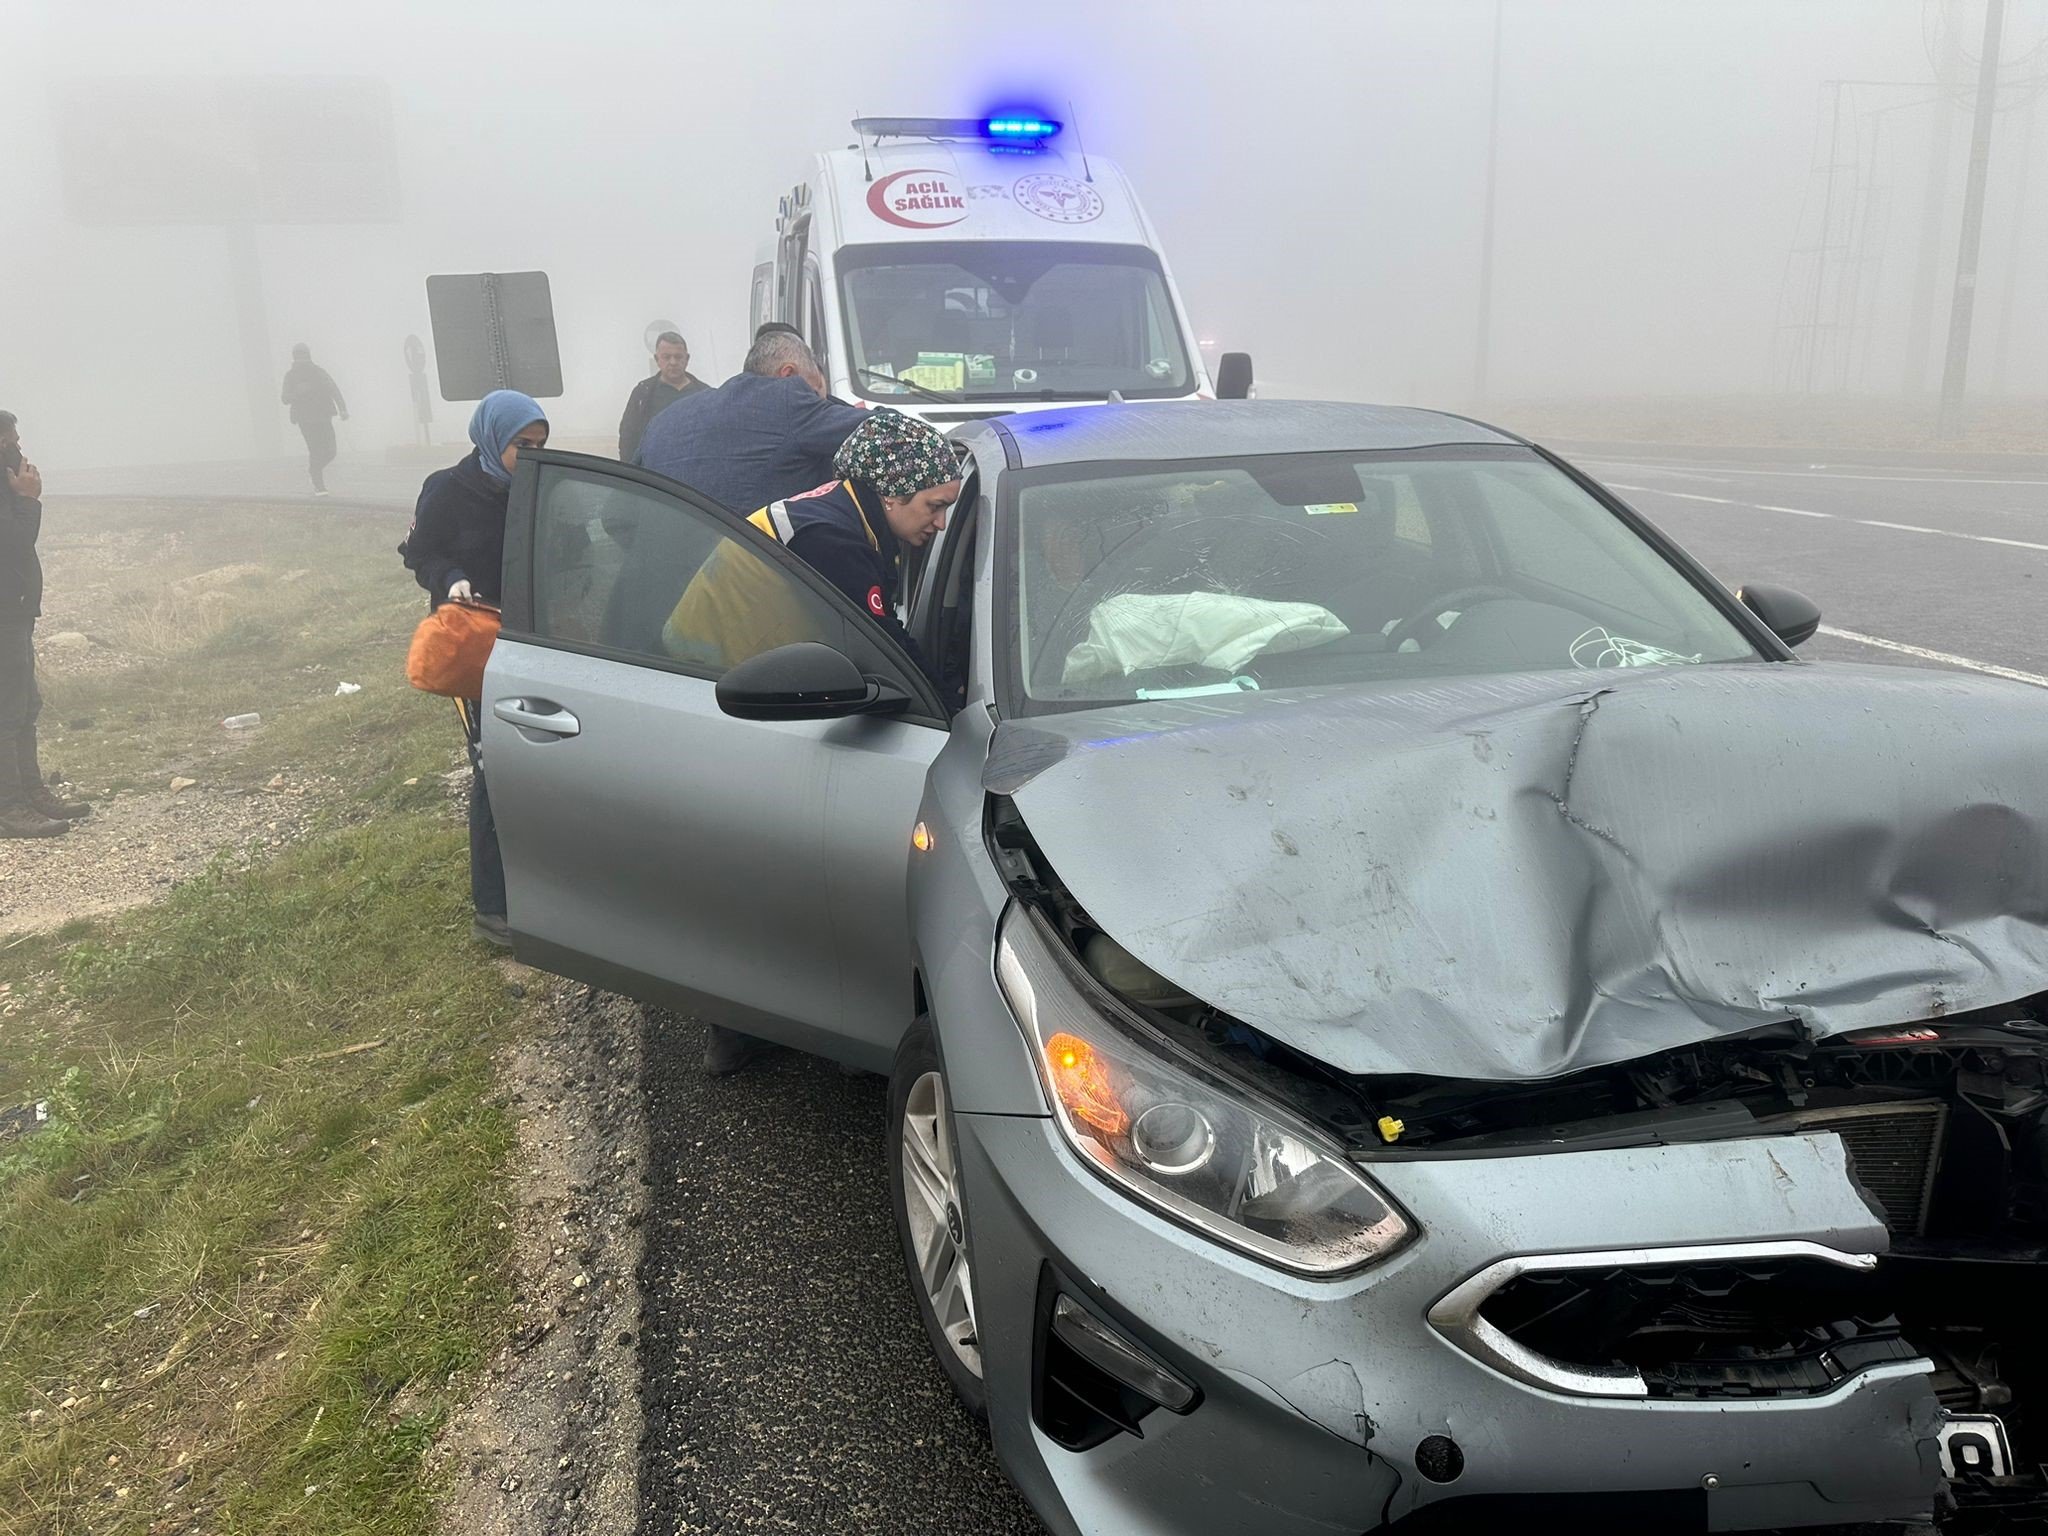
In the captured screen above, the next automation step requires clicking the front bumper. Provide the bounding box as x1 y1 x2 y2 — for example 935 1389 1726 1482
954 1114 1945 1536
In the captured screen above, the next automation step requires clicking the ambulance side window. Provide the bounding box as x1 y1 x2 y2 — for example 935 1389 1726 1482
802 259 830 382
778 217 810 327
749 263 773 335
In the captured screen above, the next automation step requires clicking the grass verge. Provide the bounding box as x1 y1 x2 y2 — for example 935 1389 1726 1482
0 823 521 1536
36 498 457 807
3 499 530 1534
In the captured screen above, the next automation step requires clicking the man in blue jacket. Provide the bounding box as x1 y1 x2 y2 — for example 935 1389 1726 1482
635 329 866 510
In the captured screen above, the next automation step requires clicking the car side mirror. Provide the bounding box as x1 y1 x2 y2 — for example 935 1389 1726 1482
715 641 909 721
1738 583 1822 649
1214 352 1254 400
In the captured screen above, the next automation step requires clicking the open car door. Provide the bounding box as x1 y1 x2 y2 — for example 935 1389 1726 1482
482 450 950 1069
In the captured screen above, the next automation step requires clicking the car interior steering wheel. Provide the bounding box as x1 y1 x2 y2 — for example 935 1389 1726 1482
1383 584 1523 652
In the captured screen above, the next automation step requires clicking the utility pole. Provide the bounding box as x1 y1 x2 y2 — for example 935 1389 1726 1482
1473 0 1504 404
1991 90 2038 392
1904 2 1962 394
1936 0 2007 438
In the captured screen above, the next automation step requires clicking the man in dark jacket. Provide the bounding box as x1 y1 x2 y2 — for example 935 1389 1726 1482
635 330 866 506
280 343 348 496
617 331 707 461
0 411 89 838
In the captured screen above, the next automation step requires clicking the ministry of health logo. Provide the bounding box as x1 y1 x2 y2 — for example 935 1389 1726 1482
1012 173 1104 224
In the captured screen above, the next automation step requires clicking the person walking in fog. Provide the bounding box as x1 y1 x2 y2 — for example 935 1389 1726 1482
617 331 707 461
281 343 348 496
398 391 549 947
0 411 90 839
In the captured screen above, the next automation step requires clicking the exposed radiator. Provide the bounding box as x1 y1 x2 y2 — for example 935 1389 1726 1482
1777 1101 1948 1236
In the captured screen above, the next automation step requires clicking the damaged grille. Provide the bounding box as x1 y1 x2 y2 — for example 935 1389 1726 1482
1762 1102 1947 1236
1471 1254 1917 1400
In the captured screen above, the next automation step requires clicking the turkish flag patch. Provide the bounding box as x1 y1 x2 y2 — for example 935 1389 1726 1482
866 585 887 618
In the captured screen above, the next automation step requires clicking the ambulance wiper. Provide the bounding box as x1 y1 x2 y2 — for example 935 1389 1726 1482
855 367 960 406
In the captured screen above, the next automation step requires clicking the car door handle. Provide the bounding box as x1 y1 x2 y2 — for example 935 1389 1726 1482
492 698 581 737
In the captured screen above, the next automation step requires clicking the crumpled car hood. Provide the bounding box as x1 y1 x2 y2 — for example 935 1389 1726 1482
988 663 2048 1081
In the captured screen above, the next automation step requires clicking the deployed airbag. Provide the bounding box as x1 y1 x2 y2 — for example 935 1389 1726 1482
1062 592 1348 683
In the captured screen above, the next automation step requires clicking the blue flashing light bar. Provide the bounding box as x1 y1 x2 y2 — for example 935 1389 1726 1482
851 115 1065 151
985 115 1062 139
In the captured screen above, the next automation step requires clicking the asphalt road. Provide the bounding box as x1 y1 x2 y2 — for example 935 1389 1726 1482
635 1009 1042 1536
630 449 2048 1534
1573 450 2048 682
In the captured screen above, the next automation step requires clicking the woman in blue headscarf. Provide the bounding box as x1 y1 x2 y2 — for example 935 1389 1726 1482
399 390 548 947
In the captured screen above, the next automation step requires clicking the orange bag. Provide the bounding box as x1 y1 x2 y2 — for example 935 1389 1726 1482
406 601 502 698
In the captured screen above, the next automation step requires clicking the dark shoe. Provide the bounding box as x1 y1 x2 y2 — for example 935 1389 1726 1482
703 1024 774 1078
471 913 512 948
0 804 69 839
28 787 90 821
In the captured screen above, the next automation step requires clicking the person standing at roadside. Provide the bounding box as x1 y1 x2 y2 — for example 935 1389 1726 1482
617 331 707 462
280 343 349 496
0 411 89 838
398 391 549 947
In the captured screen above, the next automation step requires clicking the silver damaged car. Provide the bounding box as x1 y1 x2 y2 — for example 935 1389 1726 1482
484 401 2048 1533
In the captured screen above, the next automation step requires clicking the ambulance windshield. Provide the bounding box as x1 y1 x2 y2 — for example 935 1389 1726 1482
838 241 1194 403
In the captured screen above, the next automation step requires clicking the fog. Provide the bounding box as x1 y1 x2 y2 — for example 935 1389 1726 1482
3 0 2044 468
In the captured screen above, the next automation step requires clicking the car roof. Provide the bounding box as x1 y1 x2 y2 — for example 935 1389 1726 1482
965 399 1528 470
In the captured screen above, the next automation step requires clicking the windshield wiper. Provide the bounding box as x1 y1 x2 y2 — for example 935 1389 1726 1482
855 366 960 405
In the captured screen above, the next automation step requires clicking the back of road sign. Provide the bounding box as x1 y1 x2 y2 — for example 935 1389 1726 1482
427 272 564 400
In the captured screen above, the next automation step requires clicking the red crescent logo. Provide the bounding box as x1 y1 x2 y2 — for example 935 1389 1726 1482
866 169 968 229
866 585 888 617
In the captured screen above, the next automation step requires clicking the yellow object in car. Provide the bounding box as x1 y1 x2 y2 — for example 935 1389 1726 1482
660 502 853 669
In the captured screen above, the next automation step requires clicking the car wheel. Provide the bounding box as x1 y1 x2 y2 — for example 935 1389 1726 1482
889 1015 987 1418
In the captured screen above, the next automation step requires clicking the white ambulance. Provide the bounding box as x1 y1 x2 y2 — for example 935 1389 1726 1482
749 114 1251 423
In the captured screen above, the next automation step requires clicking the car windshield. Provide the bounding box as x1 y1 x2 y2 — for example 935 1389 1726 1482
1000 446 1762 713
838 241 1194 403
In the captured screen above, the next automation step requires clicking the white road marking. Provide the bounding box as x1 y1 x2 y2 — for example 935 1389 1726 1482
1817 626 2048 689
1586 459 2048 488
1606 484 2048 552
1608 485 1736 505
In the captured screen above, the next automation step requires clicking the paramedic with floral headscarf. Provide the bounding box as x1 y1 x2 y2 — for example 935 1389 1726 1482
664 408 960 690
398 390 549 949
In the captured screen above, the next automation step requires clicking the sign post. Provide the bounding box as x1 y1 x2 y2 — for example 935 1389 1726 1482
404 334 433 444
425 272 564 401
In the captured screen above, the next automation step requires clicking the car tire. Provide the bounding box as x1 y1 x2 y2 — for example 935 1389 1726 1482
888 1015 988 1420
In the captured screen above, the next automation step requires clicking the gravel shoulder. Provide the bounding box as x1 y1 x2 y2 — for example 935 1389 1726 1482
0 772 333 934
435 980 649 1536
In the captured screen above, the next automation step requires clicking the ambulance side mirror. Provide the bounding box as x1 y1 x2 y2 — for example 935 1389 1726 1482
1215 352 1254 400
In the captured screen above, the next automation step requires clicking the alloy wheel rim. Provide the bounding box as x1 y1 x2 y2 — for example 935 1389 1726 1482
901 1069 981 1379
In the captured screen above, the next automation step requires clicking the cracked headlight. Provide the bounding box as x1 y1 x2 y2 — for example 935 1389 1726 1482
997 903 1413 1276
